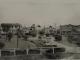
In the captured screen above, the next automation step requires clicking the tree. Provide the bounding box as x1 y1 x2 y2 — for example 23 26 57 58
37 25 41 27
0 42 5 49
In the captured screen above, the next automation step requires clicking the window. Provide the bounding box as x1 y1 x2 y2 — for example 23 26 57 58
1 50 14 56
15 49 27 55
28 49 40 55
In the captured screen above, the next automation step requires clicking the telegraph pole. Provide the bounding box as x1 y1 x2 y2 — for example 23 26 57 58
17 30 18 48
17 25 20 48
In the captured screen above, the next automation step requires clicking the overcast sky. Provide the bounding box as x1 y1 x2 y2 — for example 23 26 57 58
0 0 80 26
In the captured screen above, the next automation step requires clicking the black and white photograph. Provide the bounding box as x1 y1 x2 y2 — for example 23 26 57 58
0 0 80 60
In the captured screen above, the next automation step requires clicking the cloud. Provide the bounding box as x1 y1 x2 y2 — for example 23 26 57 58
0 0 80 25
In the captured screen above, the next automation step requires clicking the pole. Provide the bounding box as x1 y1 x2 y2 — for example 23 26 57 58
17 26 20 48
17 31 18 48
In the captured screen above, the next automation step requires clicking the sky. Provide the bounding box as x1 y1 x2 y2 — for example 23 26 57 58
0 0 80 26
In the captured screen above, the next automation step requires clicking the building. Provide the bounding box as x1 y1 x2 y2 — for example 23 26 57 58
44 26 56 36
60 24 80 35
1 23 22 34
60 24 80 43
22 26 30 35
60 24 73 35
